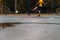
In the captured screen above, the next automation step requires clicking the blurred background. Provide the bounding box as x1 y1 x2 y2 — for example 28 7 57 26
0 0 60 14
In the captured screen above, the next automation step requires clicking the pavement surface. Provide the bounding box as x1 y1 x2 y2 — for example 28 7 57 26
0 16 60 23
0 15 60 40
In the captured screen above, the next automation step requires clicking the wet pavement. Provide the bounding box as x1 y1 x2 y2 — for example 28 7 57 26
0 16 60 40
0 16 60 23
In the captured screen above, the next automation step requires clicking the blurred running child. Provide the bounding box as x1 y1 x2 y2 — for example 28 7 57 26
32 0 44 16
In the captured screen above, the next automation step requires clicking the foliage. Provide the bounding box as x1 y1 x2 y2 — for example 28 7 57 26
3 0 58 13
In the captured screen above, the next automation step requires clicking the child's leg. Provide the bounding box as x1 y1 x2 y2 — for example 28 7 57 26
38 10 41 16
38 10 40 14
37 7 41 16
32 6 37 11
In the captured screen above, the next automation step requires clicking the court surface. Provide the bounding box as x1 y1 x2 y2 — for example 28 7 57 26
0 16 60 40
